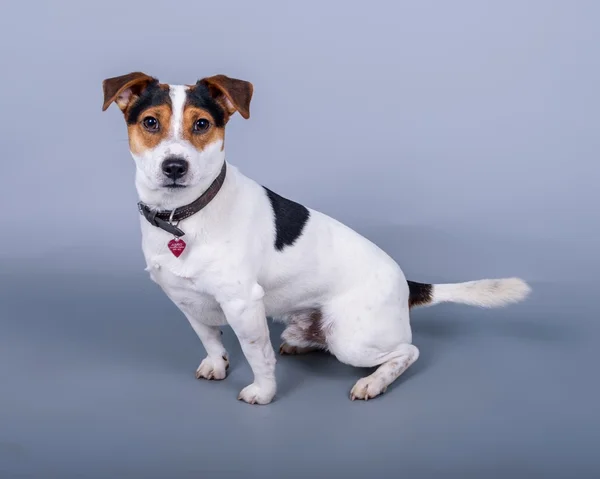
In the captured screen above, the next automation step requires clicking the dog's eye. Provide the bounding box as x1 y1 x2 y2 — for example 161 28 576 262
142 116 159 131
193 118 210 132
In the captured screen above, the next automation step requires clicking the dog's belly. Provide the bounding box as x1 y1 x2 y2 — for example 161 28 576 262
262 285 323 319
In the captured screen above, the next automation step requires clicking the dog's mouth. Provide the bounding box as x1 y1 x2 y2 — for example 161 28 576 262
164 183 187 189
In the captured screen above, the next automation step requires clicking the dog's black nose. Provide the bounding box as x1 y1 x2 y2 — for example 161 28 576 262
161 157 189 180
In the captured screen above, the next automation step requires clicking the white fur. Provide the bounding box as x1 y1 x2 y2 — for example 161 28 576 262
119 83 531 405
169 85 186 139
431 278 531 308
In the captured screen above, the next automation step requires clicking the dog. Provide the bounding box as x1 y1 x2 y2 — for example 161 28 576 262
101 72 531 405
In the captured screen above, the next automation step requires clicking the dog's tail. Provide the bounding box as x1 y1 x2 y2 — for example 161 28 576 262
407 277 531 309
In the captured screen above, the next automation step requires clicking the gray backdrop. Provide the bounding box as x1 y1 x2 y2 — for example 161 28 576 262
1 1 598 478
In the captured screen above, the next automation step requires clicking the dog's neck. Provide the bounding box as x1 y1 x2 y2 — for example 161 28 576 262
134 152 227 211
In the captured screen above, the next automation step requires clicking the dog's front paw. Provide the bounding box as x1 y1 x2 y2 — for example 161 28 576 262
237 382 276 405
195 355 229 381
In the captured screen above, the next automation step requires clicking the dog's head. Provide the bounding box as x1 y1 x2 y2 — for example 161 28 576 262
102 72 252 206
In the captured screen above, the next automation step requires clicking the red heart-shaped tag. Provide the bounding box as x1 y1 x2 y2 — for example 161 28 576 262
168 238 186 257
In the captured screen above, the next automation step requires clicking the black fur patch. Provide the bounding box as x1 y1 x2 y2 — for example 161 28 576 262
186 82 226 128
407 281 433 308
126 80 171 125
263 188 310 251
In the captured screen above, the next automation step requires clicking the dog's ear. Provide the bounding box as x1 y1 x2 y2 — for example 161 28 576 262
198 75 253 119
102 72 155 112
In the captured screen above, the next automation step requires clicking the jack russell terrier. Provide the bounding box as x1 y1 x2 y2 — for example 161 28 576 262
101 72 531 405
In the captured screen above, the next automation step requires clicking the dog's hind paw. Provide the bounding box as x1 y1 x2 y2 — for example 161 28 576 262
350 376 387 401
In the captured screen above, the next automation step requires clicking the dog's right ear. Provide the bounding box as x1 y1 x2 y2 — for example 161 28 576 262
102 72 155 112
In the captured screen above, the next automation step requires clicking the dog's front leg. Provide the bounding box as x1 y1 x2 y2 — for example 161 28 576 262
187 318 230 381
218 285 277 405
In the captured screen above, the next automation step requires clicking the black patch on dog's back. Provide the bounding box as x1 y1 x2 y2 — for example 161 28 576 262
263 187 310 251
126 80 171 125
186 82 226 128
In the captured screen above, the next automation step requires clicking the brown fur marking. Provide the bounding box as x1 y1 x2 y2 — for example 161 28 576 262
181 106 225 151
306 310 326 344
281 309 328 349
101 71 155 112
199 75 254 119
127 101 172 155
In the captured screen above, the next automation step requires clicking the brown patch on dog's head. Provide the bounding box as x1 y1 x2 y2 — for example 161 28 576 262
102 72 174 155
197 75 254 120
181 106 225 152
127 102 173 156
102 72 156 112
183 75 253 152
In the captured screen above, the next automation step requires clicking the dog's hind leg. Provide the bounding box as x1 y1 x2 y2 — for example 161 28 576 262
349 344 419 400
323 278 419 400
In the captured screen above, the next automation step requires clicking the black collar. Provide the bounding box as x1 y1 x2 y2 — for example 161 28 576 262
137 162 227 237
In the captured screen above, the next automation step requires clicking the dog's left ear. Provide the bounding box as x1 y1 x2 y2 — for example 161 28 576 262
199 75 253 119
102 72 156 112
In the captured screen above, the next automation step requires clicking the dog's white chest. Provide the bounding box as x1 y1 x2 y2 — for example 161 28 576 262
145 253 191 287
145 253 225 324
145 250 198 298
142 227 201 290
141 229 227 325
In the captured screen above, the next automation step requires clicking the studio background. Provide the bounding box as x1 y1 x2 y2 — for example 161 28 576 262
1 1 598 478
